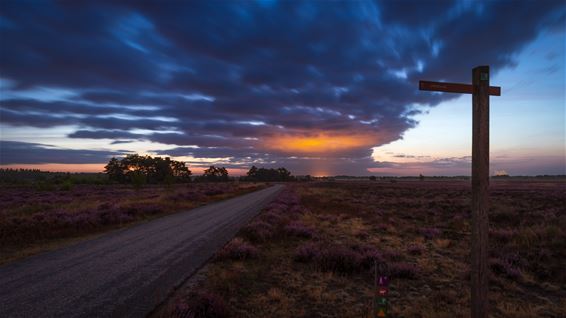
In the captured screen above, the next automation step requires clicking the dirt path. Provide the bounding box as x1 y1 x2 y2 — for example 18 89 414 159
0 185 282 318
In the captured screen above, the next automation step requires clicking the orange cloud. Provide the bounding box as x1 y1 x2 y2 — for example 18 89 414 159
264 132 376 155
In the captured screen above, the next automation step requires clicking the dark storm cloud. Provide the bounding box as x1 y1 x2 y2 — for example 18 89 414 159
0 0 563 172
110 140 134 145
68 129 143 140
0 141 122 164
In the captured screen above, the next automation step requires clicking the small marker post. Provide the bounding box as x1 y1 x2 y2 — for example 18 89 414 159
372 261 377 318
376 275 389 317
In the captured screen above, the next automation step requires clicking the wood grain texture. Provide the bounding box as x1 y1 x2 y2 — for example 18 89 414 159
471 65 490 318
419 80 501 96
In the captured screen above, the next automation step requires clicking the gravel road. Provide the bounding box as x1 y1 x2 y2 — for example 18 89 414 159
0 185 283 318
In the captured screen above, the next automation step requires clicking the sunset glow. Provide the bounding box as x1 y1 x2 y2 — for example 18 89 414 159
266 133 376 155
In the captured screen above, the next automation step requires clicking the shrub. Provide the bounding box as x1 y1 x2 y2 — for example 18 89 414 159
130 171 147 190
294 242 322 263
204 189 225 196
389 262 419 279
260 211 286 226
295 243 393 274
355 245 384 269
59 180 73 191
122 203 163 216
178 191 206 202
215 238 258 261
318 214 338 223
381 249 403 261
35 181 56 191
173 291 229 318
317 245 362 274
490 258 522 280
490 228 515 243
407 243 425 255
241 221 273 242
284 222 315 238
355 230 369 239
420 227 442 239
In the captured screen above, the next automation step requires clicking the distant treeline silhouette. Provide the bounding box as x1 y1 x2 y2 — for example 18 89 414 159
2 167 563 187
0 168 107 186
196 166 229 182
104 155 296 185
242 166 294 182
105 154 191 185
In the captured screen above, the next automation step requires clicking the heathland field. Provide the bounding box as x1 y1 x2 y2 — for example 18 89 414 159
164 180 565 318
0 182 265 264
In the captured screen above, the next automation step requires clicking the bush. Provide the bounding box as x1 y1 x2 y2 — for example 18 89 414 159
407 243 425 255
490 257 522 280
489 227 515 243
294 242 322 262
284 222 315 238
241 221 273 242
317 245 362 274
130 171 147 190
354 245 384 269
173 291 229 318
294 242 419 278
389 262 419 279
420 227 442 239
295 243 386 274
59 180 73 191
35 181 56 191
215 238 258 261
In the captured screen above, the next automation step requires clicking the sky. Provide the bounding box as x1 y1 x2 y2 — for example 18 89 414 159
0 0 564 176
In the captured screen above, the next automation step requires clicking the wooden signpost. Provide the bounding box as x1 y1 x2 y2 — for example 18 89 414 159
419 66 501 318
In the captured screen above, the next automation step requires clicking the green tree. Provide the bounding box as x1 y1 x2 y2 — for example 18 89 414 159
130 170 147 190
104 157 126 183
246 165 258 181
104 154 191 184
171 160 192 182
244 166 294 181
203 166 229 182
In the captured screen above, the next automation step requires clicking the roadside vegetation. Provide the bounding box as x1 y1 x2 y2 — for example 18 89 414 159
164 180 565 318
0 157 302 265
0 182 266 265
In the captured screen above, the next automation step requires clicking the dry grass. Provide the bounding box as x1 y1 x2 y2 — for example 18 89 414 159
166 180 565 318
0 182 266 265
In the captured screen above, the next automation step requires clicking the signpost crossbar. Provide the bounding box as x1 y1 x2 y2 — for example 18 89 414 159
419 80 501 96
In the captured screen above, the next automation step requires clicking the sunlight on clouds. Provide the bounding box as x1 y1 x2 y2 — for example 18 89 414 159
265 133 375 155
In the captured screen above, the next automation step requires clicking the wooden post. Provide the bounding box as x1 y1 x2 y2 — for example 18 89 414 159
419 66 499 317
471 65 490 318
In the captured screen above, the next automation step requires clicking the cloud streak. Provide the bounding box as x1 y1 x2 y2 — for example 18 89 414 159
0 141 123 165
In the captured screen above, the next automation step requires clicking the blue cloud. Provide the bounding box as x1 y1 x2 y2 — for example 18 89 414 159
0 141 123 164
0 0 563 171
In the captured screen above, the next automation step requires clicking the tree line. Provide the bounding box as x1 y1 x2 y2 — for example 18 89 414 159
104 154 191 184
242 166 294 181
104 155 295 184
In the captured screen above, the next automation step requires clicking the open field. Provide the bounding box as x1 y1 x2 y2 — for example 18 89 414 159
0 182 266 264
0 186 282 318
165 179 565 318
